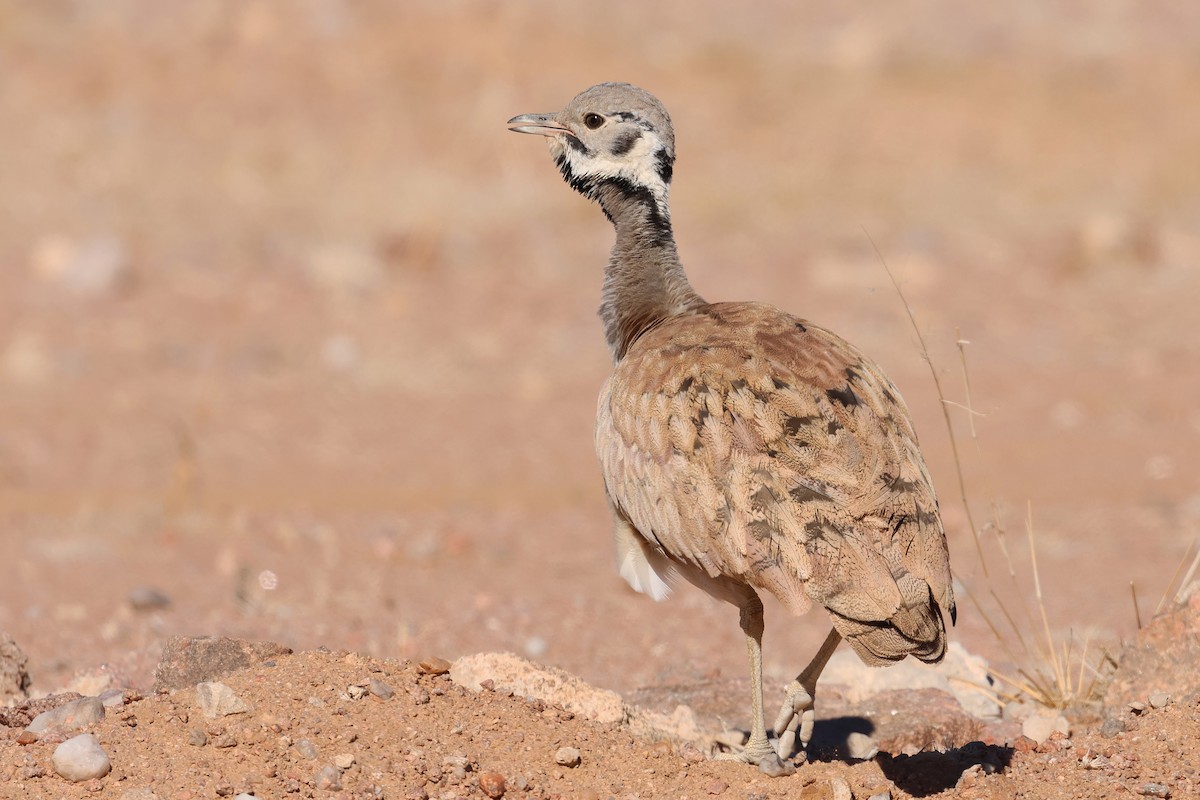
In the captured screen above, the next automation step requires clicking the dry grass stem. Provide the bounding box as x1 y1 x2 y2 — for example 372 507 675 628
955 330 981 439
865 230 988 576
867 233 1121 711
1131 581 1143 630
1154 536 1200 617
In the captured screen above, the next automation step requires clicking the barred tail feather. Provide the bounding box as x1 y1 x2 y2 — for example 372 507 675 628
828 591 949 667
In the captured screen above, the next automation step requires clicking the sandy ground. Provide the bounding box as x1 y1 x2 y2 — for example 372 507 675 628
2 1 1200 797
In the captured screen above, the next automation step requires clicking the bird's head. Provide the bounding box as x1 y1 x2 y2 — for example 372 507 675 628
508 82 676 208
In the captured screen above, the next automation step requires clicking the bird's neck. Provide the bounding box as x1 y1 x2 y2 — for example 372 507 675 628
596 180 704 361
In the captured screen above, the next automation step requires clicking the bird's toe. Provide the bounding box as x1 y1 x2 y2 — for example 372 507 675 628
773 680 817 758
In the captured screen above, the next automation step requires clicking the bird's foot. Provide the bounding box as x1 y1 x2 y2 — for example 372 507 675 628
772 679 816 760
713 736 796 777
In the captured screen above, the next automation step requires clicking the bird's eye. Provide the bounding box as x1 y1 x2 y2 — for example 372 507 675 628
584 113 605 129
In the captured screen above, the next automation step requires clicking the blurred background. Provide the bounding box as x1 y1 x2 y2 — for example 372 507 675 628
1 0 1198 699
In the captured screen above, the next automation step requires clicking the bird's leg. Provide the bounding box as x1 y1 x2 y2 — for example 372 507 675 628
713 590 795 777
773 627 842 760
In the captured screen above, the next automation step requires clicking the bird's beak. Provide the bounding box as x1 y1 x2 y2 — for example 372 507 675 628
507 113 575 138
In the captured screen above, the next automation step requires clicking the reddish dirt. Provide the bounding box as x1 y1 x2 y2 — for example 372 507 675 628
2 1 1200 797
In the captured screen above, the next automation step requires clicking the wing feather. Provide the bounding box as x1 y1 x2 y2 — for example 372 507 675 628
596 301 955 663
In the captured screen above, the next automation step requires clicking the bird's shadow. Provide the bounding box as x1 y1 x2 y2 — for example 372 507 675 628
805 714 877 761
806 717 1014 798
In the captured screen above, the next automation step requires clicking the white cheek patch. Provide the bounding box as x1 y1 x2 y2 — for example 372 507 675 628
565 132 671 204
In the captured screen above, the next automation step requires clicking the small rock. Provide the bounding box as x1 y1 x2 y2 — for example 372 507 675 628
235 794 258 800
956 763 983 790
1100 716 1127 738
444 753 470 780
16 730 37 745
188 728 208 746
52 733 112 782
334 753 355 769
823 641 1000 719
1149 692 1171 709
128 586 171 611
99 689 128 708
1022 712 1069 744
369 678 394 699
450 652 626 724
830 778 853 800
212 733 237 748
868 791 893 800
314 765 343 791
1012 735 1038 753
1140 783 1171 798
294 739 319 759
554 746 581 767
418 657 451 675
704 778 728 795
799 778 852 800
679 742 706 763
26 696 106 736
346 684 368 700
196 682 251 719
1128 701 1147 714
410 685 431 705
758 753 794 777
479 771 506 798
846 731 879 760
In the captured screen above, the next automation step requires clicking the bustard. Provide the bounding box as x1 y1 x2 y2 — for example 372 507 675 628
508 83 955 776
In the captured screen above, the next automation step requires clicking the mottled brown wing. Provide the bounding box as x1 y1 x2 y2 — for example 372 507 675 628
595 301 955 663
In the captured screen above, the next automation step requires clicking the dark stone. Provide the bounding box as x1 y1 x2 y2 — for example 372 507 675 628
153 636 292 692
0 631 31 702
0 692 84 730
